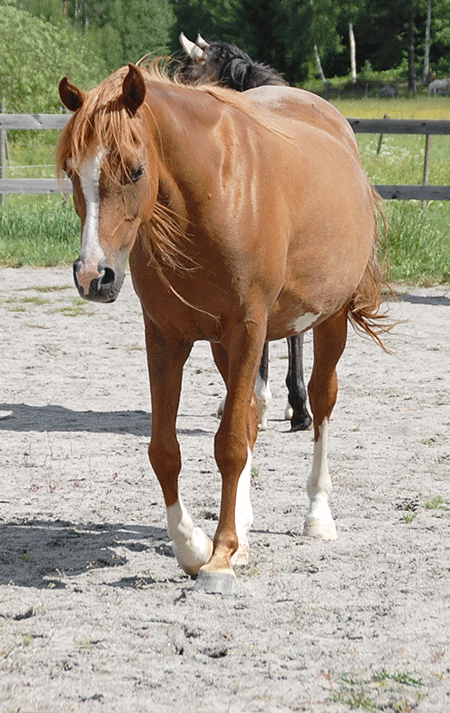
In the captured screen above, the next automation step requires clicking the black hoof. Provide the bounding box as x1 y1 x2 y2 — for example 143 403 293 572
290 412 313 431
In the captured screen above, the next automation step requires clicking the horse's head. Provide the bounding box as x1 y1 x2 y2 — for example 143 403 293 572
57 64 157 302
178 32 227 85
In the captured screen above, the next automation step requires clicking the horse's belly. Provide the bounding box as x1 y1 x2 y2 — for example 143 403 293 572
266 247 371 341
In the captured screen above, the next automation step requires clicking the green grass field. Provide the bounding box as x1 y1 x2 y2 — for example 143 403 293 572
1 96 450 282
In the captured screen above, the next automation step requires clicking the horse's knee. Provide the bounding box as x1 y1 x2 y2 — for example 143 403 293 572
149 440 181 502
214 432 248 482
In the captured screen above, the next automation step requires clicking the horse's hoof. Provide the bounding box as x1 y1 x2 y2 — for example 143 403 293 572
290 413 313 431
193 568 236 595
303 517 337 541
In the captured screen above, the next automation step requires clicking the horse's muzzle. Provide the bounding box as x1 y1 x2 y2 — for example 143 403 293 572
73 260 125 303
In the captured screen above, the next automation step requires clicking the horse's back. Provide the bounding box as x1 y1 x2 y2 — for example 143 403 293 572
245 85 358 156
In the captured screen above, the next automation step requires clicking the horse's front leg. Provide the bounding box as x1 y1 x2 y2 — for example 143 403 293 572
210 342 258 568
284 334 312 431
195 322 264 594
304 310 348 540
217 342 272 430
143 317 213 576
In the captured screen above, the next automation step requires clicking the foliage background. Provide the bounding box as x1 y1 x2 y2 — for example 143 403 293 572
2 0 450 283
0 3 106 112
2 0 450 111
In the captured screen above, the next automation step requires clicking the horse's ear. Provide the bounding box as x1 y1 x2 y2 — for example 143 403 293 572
58 77 85 112
122 64 146 115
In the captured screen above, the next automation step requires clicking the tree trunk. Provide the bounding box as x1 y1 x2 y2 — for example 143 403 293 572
313 44 327 84
408 15 416 93
423 0 431 84
349 22 357 84
309 0 327 84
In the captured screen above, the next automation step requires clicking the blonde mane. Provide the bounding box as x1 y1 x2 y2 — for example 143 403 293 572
56 65 148 183
55 58 290 188
55 64 193 279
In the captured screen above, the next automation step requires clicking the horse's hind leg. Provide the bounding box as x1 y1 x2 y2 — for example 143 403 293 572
144 317 213 576
285 334 312 431
304 309 348 540
254 342 272 430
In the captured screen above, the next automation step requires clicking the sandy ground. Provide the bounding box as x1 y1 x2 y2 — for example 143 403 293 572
1 266 450 713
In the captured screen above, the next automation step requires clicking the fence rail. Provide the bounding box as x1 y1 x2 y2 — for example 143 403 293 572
1 114 450 200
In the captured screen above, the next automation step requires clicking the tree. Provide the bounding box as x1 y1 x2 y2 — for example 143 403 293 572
110 0 175 65
422 0 431 82
13 0 65 24
65 0 176 70
425 0 450 76
173 0 316 85
309 0 349 79
0 5 106 112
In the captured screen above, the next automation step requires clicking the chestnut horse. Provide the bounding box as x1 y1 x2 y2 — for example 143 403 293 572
57 62 386 594
179 32 312 431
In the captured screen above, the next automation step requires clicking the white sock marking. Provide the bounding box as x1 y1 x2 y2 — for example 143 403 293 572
235 447 254 543
167 497 212 574
304 417 337 539
255 373 272 430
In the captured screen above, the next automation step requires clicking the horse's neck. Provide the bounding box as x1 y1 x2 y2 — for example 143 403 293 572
143 83 225 189
144 82 216 147
142 85 218 218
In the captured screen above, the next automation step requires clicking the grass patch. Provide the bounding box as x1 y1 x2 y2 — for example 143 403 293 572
424 495 450 511
0 196 79 267
334 670 423 711
381 202 450 284
16 296 49 305
401 511 417 524
55 298 89 317
330 95 450 121
23 285 72 293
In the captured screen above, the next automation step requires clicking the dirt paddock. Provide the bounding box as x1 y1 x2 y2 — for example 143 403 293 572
1 266 450 712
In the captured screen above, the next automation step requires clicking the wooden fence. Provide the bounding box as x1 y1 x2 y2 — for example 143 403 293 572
1 113 450 200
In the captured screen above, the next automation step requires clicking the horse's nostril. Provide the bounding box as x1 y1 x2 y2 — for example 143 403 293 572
100 267 115 287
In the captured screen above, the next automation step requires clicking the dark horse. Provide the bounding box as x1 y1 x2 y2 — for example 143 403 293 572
179 33 312 431
57 62 387 594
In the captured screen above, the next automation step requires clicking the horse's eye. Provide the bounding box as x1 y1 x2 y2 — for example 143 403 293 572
64 162 74 180
127 165 145 184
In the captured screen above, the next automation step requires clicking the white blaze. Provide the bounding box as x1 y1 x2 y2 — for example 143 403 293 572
79 150 106 272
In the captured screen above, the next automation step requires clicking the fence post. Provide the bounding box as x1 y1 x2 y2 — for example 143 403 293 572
0 98 6 206
422 133 431 210
376 114 389 156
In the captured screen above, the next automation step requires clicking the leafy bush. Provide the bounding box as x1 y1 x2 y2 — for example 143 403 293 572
0 5 107 113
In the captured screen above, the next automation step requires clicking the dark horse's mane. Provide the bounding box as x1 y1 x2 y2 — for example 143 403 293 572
180 40 287 91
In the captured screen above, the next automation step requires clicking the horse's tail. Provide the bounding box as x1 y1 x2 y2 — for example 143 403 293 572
347 185 394 351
